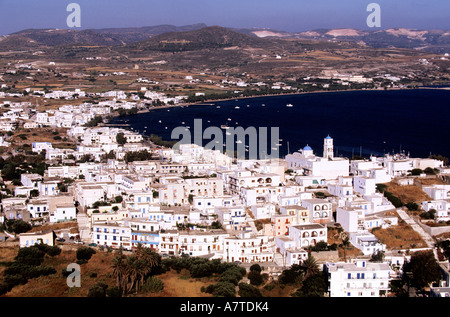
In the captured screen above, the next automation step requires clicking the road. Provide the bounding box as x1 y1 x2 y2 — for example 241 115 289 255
395 208 440 262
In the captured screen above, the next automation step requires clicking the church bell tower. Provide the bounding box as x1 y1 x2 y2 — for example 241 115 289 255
323 135 334 160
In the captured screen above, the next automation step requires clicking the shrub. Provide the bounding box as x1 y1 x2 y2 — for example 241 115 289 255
238 282 262 297
15 246 45 266
106 286 122 297
142 276 164 293
279 264 304 285
384 191 403 208
264 283 276 291
420 209 436 220
406 202 419 211
218 266 246 286
248 271 264 286
249 264 262 274
6 219 32 234
76 247 96 262
212 281 236 297
88 283 108 297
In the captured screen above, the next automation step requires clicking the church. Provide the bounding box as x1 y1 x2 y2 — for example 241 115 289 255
285 135 349 180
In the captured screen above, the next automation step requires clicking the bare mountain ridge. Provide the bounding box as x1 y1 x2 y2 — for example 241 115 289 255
1 24 449 53
246 27 450 53
125 25 279 52
0 24 209 50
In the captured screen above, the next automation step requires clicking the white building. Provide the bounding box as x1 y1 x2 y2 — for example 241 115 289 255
179 229 229 257
326 259 391 297
301 199 333 224
422 200 450 222
92 221 132 250
286 137 349 180
214 206 247 230
19 230 55 248
275 236 309 266
223 231 274 263
288 223 327 249
49 203 76 223
422 184 450 200
32 142 53 153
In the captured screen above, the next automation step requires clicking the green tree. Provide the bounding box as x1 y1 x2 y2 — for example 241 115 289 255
238 282 262 297
403 250 441 290
76 247 96 262
293 271 328 297
279 264 304 285
248 270 264 286
116 132 127 145
6 219 31 234
249 263 262 274
212 281 236 297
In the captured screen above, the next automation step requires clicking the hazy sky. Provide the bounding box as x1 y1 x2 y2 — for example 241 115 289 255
0 0 449 35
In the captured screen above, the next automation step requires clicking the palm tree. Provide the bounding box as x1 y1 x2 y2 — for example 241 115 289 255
302 255 319 279
112 244 162 295
112 255 129 295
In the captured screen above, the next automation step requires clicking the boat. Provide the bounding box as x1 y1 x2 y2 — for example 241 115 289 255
235 106 240 109
221 125 229 129
262 104 265 107
286 104 293 107
227 118 232 121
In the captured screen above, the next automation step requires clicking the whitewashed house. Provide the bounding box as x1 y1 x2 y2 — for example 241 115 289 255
325 259 391 297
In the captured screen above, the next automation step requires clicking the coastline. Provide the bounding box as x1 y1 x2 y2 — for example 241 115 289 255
135 87 428 114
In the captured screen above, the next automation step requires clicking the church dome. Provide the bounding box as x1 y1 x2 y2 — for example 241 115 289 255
303 145 312 151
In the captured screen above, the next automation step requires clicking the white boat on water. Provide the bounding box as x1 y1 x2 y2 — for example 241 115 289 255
286 104 293 107
235 106 240 109
221 125 229 129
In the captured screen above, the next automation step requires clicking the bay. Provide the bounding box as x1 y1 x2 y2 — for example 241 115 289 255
112 89 450 160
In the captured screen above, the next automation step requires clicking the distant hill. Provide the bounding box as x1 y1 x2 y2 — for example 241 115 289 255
125 25 274 52
243 27 450 53
0 23 209 50
93 23 208 44
5 28 124 47
1 24 449 53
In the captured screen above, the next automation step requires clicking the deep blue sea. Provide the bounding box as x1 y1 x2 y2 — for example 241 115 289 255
112 89 450 160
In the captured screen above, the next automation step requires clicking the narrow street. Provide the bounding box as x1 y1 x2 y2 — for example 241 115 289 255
395 208 439 262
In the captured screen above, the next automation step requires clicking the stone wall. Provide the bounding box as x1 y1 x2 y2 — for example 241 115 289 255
418 221 450 237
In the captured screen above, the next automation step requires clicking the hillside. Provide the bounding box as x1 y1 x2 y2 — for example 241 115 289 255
125 25 274 52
